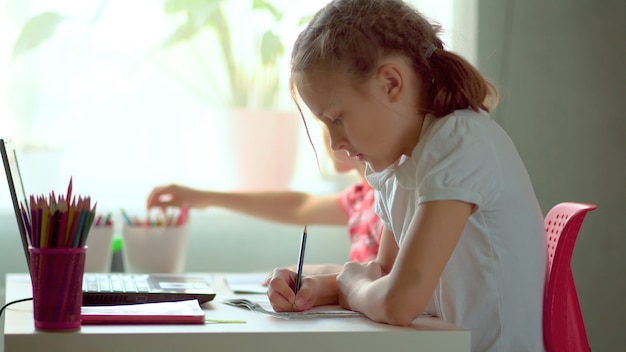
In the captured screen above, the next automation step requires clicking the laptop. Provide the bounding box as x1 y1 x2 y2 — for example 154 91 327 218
1 138 216 306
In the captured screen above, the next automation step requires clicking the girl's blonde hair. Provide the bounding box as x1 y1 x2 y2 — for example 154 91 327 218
290 0 498 117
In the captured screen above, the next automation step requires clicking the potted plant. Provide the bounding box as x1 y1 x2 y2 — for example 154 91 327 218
154 0 309 189
160 0 289 109
11 1 311 190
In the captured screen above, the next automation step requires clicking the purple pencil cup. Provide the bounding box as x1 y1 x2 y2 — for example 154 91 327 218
29 246 86 331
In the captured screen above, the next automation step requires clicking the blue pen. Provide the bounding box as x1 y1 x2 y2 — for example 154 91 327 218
294 225 308 294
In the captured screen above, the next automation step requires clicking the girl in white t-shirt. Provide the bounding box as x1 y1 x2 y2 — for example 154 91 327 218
266 1 546 351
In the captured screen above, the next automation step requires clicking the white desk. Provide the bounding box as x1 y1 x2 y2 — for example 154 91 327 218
3 273 470 352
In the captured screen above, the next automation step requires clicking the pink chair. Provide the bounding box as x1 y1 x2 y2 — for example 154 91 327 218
543 202 597 352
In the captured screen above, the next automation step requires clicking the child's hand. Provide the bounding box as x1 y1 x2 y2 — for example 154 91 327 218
146 184 196 210
338 260 383 282
266 267 315 312
261 265 296 286
337 261 383 309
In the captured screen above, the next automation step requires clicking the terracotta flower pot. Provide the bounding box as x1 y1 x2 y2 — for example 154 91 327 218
222 109 301 190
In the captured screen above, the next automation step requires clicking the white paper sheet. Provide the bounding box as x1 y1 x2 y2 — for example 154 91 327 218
224 273 269 294
223 298 364 320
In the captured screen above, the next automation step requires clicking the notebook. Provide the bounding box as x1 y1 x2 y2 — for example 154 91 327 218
1 138 216 306
81 299 206 324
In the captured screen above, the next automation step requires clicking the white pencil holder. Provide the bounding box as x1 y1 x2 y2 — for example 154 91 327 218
85 225 114 273
121 224 190 273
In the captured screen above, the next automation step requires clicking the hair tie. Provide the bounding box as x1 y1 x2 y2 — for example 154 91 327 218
424 44 437 59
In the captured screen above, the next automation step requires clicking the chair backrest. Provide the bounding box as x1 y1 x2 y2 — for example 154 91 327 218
543 202 597 352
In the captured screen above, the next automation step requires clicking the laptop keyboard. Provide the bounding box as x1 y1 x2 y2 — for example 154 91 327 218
83 274 151 293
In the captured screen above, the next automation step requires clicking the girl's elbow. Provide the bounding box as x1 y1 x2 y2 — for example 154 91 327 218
381 297 421 326
384 314 414 327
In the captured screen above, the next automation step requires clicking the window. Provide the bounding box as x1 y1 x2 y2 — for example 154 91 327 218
0 0 475 213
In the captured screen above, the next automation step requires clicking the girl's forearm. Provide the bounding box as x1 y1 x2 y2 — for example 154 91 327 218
347 273 429 326
303 264 343 275
197 191 315 224
346 275 394 323
337 259 426 326
311 273 341 306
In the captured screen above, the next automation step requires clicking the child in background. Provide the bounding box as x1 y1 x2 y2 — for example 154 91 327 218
265 1 546 351
146 129 383 275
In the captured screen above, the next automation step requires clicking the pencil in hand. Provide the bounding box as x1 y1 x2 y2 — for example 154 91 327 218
294 225 308 294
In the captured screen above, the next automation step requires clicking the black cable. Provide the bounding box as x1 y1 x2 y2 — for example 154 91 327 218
0 297 33 319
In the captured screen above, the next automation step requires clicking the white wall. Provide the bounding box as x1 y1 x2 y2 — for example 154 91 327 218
477 0 626 350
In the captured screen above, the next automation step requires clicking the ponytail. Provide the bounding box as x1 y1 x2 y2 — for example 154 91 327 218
426 49 499 117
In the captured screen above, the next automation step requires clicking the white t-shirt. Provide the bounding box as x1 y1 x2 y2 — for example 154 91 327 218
365 109 546 352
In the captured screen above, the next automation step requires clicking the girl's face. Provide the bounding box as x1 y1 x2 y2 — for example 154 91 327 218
295 61 423 172
321 126 363 174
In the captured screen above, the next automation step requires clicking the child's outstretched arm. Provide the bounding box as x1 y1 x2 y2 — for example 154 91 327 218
338 200 472 326
146 184 348 225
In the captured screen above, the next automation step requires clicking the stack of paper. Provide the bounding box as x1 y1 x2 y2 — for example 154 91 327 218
81 299 205 325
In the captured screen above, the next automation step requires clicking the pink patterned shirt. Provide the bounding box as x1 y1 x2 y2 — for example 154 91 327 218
338 179 383 262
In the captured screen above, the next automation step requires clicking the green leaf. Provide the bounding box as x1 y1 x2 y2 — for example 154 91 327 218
12 12 65 59
161 20 202 48
252 0 282 21
164 0 223 14
161 0 225 48
298 15 313 26
260 31 284 66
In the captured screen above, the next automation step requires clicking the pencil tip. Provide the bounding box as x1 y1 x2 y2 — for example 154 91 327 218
303 224 307 232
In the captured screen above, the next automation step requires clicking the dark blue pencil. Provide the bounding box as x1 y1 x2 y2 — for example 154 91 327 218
294 225 308 294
